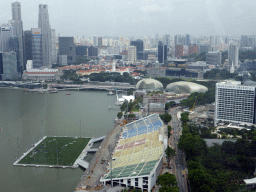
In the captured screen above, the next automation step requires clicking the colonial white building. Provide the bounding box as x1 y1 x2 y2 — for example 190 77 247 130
22 68 62 81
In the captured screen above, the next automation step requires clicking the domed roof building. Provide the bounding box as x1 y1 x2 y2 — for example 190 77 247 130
165 81 208 94
136 78 164 91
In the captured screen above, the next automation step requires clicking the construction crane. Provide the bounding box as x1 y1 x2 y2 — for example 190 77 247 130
190 96 197 111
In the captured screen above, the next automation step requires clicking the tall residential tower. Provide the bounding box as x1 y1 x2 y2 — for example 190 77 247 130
228 41 239 69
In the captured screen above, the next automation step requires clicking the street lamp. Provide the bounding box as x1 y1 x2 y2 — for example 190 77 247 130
17 137 20 159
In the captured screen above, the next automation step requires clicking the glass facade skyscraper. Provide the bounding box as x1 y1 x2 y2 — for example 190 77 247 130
31 28 43 68
158 41 167 63
11 2 24 72
0 52 19 80
38 4 51 67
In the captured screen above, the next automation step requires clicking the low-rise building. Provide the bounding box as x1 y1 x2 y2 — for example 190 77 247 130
22 68 62 81
143 94 167 104
147 67 166 77
206 51 222 66
187 61 209 71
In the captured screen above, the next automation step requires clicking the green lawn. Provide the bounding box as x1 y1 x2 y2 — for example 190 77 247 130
131 106 139 112
18 137 91 166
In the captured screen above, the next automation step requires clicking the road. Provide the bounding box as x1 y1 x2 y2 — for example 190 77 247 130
169 107 188 192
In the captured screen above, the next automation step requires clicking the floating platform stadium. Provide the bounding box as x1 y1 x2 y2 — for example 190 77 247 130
100 114 167 191
13 136 104 168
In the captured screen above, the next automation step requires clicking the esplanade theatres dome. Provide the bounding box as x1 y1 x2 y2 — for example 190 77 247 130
165 81 208 94
135 78 164 91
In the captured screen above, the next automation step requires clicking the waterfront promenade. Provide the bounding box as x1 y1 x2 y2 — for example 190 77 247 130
75 123 122 191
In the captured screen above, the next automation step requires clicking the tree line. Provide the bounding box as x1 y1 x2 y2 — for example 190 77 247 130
178 112 254 192
180 81 216 109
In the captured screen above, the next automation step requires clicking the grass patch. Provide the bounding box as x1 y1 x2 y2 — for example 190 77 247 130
18 137 91 166
131 107 139 112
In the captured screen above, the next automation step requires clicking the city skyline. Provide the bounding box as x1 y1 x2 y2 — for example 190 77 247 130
0 0 256 37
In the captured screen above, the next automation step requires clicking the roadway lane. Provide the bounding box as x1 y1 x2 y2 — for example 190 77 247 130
169 107 188 192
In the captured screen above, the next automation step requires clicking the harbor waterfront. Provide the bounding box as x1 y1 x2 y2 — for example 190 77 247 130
0 88 118 192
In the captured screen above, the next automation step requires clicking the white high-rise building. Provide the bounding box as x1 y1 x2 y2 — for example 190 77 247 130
215 81 256 126
38 4 52 67
228 41 239 69
128 46 137 63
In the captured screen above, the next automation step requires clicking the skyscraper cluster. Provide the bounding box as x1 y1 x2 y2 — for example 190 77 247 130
0 2 56 80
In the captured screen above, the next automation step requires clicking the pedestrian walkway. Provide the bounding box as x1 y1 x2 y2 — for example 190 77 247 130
75 124 122 191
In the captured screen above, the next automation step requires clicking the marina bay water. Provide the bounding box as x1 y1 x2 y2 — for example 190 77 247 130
0 88 118 192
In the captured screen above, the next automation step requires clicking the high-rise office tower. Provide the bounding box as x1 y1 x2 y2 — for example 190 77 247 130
225 37 229 44
164 34 170 47
88 45 98 57
175 44 183 58
247 37 255 48
206 51 222 66
174 35 178 48
128 46 137 63
58 37 76 65
185 34 190 45
31 28 43 68
24 30 32 62
0 51 19 80
188 44 198 55
199 45 210 53
93 35 97 46
158 41 167 63
38 4 51 67
228 41 239 68
215 81 256 125
130 39 143 60
11 1 24 72
98 36 102 49
76 46 87 56
51 29 57 64
155 33 159 47
0 23 13 52
240 35 248 47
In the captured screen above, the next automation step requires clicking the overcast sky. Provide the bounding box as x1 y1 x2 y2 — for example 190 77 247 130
1 0 256 37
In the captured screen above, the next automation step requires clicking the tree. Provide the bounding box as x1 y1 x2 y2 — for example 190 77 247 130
188 169 215 192
178 133 207 161
159 113 172 124
159 186 179 192
128 113 136 119
165 146 176 161
157 172 178 188
117 112 123 119
180 112 189 124
127 89 133 96
165 101 176 110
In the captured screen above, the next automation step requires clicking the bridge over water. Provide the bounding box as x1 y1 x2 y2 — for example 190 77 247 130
50 83 135 91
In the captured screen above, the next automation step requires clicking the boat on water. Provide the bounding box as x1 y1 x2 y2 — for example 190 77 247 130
107 91 115 96
66 93 71 95
48 88 58 93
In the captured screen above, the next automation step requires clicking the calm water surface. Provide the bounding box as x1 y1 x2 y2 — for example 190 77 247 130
0 89 118 192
